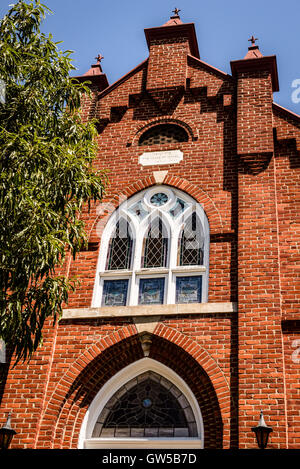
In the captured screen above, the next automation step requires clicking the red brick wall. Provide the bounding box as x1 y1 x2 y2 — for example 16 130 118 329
282 321 300 448
1 22 299 450
147 36 189 90
236 70 274 156
237 156 287 448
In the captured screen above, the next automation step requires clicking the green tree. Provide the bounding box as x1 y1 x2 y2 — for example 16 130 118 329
0 0 106 362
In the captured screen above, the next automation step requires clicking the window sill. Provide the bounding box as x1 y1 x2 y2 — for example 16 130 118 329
99 266 206 277
135 268 169 275
62 302 237 320
100 270 133 277
172 266 206 273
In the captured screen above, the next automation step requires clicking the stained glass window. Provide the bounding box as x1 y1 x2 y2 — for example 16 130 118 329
179 213 204 266
138 277 165 305
176 276 202 304
128 201 148 220
97 186 209 308
92 371 197 438
150 192 169 207
106 219 133 270
143 218 168 268
102 279 129 307
169 198 187 218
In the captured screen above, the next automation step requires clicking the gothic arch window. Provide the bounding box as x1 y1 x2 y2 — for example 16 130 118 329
106 218 133 270
92 371 197 438
142 217 168 268
138 124 188 146
179 212 204 266
78 358 204 448
93 186 209 307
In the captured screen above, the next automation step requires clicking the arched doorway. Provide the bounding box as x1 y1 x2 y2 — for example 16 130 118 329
78 358 204 448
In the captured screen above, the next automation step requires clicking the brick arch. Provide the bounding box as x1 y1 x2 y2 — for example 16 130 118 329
129 118 196 146
88 175 223 243
36 324 230 449
36 324 140 449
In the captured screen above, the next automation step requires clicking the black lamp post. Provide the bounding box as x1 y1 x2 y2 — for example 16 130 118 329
251 410 273 449
0 412 17 450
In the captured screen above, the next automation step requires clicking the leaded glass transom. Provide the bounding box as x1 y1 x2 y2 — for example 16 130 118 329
106 219 133 270
92 371 198 438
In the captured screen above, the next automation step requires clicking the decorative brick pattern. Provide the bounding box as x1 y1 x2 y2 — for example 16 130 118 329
1 14 299 450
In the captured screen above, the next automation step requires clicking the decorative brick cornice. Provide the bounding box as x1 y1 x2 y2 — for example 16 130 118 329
144 23 200 59
230 55 279 92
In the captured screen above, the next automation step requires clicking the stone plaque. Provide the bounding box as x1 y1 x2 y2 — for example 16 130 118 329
139 150 183 166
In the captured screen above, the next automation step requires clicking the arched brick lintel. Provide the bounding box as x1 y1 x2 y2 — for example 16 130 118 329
88 175 224 243
36 324 230 449
129 118 197 146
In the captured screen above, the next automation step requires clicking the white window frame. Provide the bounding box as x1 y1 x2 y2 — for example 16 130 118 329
78 358 204 449
92 186 209 308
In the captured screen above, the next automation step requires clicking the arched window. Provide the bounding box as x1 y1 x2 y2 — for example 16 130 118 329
179 212 204 266
78 358 204 449
92 371 197 438
139 124 188 146
143 217 168 268
106 218 133 270
93 186 209 307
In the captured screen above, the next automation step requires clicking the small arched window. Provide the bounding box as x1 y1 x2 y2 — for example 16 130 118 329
139 124 188 146
106 219 133 270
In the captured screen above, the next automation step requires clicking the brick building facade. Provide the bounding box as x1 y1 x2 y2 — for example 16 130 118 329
1 11 299 449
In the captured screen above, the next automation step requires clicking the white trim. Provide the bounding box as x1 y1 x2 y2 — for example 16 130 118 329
92 186 210 308
135 268 169 275
143 186 176 211
84 438 202 449
171 266 206 273
100 270 133 277
78 358 204 449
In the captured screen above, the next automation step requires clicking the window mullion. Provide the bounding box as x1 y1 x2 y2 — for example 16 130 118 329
130 222 143 305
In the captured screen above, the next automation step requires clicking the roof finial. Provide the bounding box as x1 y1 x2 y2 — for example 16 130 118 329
248 35 258 47
95 54 104 64
172 7 181 18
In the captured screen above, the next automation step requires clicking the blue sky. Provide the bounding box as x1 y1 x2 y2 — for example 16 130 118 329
1 0 300 114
